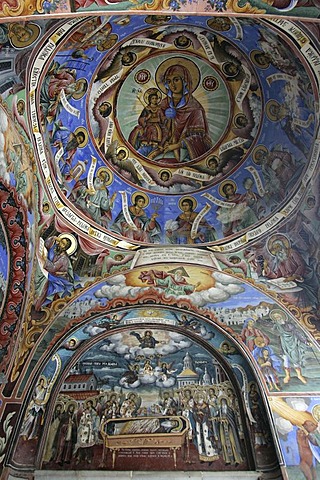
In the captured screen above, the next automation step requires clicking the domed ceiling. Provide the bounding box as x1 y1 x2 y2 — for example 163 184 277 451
0 9 319 480
33 15 318 249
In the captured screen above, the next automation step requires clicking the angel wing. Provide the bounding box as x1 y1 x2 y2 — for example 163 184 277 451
105 140 118 159
143 165 197 187
232 97 255 140
134 395 142 411
130 331 142 341
105 140 141 184
94 51 124 82
106 311 129 323
214 252 248 275
95 45 145 83
187 163 221 177
104 254 134 273
199 31 240 65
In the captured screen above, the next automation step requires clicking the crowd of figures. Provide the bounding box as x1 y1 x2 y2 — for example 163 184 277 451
41 383 264 468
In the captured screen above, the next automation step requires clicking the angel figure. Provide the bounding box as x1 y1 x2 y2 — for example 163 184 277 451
105 141 141 185
214 253 249 276
143 359 154 375
119 363 140 389
142 166 199 192
94 45 144 83
94 252 134 276
159 361 177 381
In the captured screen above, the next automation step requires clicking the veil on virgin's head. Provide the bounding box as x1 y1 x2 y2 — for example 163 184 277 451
164 64 191 95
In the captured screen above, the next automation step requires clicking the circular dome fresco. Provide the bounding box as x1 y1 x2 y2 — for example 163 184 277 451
32 15 318 248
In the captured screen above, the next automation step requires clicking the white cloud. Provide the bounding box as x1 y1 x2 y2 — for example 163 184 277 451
94 270 245 307
275 417 293 435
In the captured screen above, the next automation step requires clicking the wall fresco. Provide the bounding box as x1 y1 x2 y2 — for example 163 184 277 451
271 396 320 480
0 101 33 381
15 307 279 472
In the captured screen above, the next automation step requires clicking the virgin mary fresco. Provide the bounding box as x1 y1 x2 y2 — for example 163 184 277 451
129 59 212 163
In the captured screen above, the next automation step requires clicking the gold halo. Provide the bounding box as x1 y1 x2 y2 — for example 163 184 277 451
55 401 65 412
131 191 150 207
178 196 197 211
207 17 231 32
155 57 200 95
312 405 320 422
38 375 47 386
221 62 240 79
96 167 113 186
266 100 282 122
42 201 50 214
85 398 97 408
252 145 269 164
58 233 78 256
218 395 230 406
206 155 219 167
74 127 88 148
116 146 129 160
8 23 40 48
16 98 26 114
250 49 271 69
219 179 237 198
72 78 88 100
67 337 78 348
174 35 192 49
143 88 162 106
145 15 172 25
233 113 247 128
66 400 77 411
269 309 288 322
267 234 290 256
159 169 172 180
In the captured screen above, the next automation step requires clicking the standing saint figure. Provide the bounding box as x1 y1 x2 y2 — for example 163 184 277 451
216 397 244 466
20 376 52 441
35 234 77 311
112 193 161 243
166 197 216 244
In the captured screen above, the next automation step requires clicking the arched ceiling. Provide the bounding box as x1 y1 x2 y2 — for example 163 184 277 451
32 15 318 250
0 7 319 480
